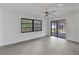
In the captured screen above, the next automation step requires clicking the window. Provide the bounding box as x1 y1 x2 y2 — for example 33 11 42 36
21 18 33 33
34 20 42 31
21 18 42 33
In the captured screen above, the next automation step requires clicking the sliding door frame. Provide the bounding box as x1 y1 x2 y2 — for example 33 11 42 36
51 19 66 39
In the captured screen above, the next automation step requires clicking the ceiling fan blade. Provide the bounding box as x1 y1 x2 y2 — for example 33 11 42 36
44 8 56 17
48 13 55 16
44 14 49 17
48 10 56 13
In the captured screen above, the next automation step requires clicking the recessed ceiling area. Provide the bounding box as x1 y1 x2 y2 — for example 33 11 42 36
1 3 79 17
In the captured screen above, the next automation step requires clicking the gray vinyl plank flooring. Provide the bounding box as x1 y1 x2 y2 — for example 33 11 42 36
0 36 79 55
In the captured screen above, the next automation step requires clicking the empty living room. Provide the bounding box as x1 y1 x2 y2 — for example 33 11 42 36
0 2 79 56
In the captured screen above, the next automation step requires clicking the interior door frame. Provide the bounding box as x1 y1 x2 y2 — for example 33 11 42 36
51 19 66 39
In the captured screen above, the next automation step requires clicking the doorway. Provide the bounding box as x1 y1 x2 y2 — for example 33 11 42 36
51 20 66 39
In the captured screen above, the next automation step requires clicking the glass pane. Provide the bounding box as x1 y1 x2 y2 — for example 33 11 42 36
51 21 57 36
52 22 54 33
58 20 66 38
22 23 32 27
34 27 42 31
34 20 42 24
34 24 41 27
22 27 32 32
22 19 32 23
34 20 42 31
21 19 33 33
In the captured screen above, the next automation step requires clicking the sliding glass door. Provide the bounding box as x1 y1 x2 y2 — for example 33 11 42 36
58 20 66 38
51 21 57 37
51 20 66 39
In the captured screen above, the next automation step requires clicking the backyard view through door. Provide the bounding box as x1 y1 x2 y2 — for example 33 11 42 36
51 20 66 39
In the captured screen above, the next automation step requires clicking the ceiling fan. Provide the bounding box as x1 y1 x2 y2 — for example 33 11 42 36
44 8 56 17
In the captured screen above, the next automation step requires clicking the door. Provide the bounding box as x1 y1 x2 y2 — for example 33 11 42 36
58 20 66 38
51 21 57 37
51 20 66 39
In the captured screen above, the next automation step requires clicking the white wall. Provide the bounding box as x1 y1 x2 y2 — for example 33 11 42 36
45 17 51 36
0 6 3 45
0 7 48 46
66 12 79 42
51 12 79 42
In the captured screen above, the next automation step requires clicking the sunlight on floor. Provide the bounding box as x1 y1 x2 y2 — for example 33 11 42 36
49 36 66 47
50 36 66 42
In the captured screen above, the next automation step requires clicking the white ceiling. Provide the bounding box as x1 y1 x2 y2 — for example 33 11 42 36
1 3 79 17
